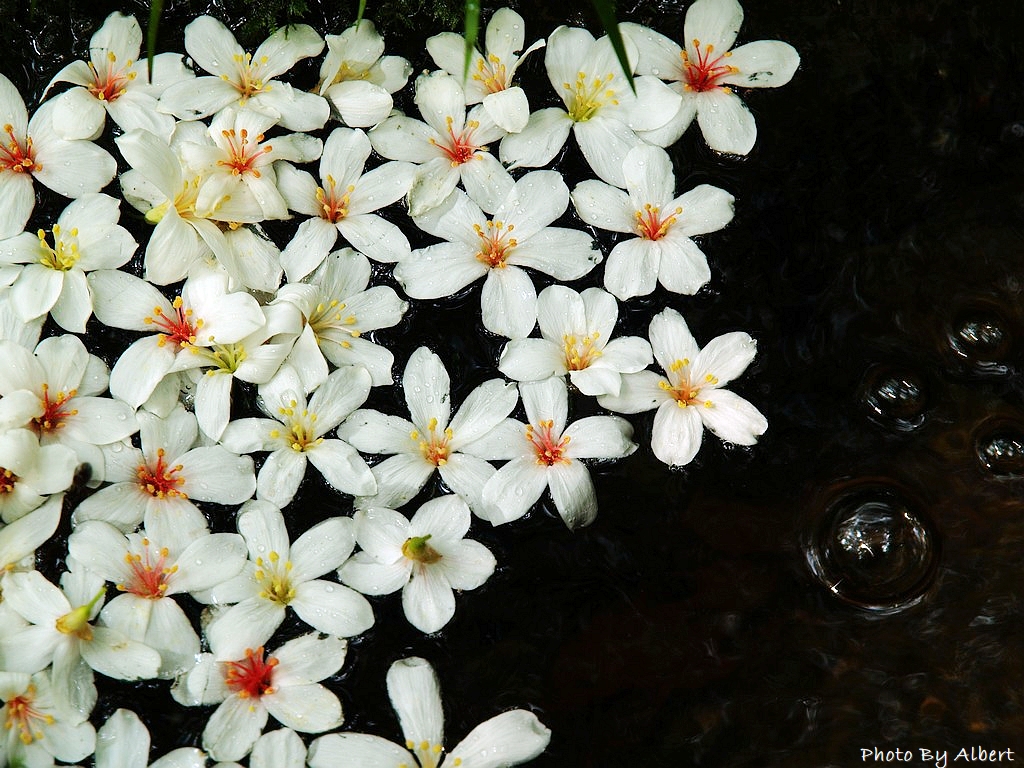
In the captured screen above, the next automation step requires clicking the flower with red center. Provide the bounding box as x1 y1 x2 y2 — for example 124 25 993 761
481 377 636 529
33 384 78 433
144 296 201 349
172 633 348 762
0 123 40 175
396 171 601 339
340 495 496 634
339 347 520 516
597 307 768 467
572 144 735 301
369 71 509 216
137 448 187 500
622 0 800 154
87 51 137 102
224 647 279 698
0 671 96 764
276 127 415 280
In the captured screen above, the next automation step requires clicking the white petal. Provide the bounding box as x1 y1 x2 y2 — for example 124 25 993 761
700 388 768 445
402 563 455 633
573 115 641 188
498 107 572 169
291 580 375 638
695 88 757 155
603 238 660 301
482 86 530 133
571 180 634 232
203 695 267 762
206 598 284 661
684 0 744 53
264 682 343 733
308 733 414 768
480 267 537 339
651 399 705 466
448 710 551 768
723 40 800 88
327 80 394 127
656 235 712 295
386 656 443 748
480 457 548 525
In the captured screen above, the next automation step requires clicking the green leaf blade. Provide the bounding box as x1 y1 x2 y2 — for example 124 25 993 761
590 0 635 94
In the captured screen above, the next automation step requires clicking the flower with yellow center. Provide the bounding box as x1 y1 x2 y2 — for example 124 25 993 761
340 496 495 634
159 15 329 132
598 307 767 467
339 346 520 516
498 285 653 397
204 501 373 662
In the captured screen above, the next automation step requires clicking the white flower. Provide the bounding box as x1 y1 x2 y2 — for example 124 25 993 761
394 170 601 339
0 193 136 332
597 307 767 466
201 500 374 661
0 567 161 718
90 269 265 408
45 11 193 141
173 633 347 762
622 0 799 154
426 7 545 133
0 334 138 485
307 656 551 768
339 495 496 633
159 15 329 131
498 285 652 397
72 405 255 536
498 26 680 187
219 363 376 507
0 670 96 765
179 106 323 223
317 20 412 128
481 377 636 529
369 71 510 216
275 248 408 390
94 708 206 768
339 346 519 514
276 126 416 279
68 520 248 677
0 493 61 580
0 72 116 240
573 144 735 300
0 427 77 523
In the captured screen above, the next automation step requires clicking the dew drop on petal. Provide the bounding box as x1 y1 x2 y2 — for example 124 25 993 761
806 484 938 613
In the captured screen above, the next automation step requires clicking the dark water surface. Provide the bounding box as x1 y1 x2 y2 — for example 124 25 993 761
6 0 1024 765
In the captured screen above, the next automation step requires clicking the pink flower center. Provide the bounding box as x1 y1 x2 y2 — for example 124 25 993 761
0 468 16 494
34 383 78 433
118 538 177 599
316 174 354 223
527 420 571 466
224 647 279 699
87 51 137 102
137 448 188 499
431 116 482 166
0 123 40 174
474 220 517 269
681 40 738 92
5 685 54 745
635 203 682 241
217 128 272 177
144 296 203 349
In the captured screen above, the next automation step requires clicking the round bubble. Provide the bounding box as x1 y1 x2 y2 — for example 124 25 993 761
859 366 928 431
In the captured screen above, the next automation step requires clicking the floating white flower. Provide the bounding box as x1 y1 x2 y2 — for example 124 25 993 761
0 493 61 581
0 334 138 485
46 11 193 142
317 20 412 128
275 248 409 390
220 363 376 507
597 307 767 466
68 520 248 677
498 25 680 187
72 406 255 537
339 495 496 634
339 346 519 514
0 567 161 718
0 670 96 766
573 144 735 300
481 377 636 529
395 170 601 339
94 708 206 768
498 285 652 397
173 632 347 762
0 193 137 332
276 126 416 279
159 15 329 131
426 7 545 133
200 500 374 662
369 71 510 216
307 656 551 768
0 428 77 523
0 73 116 240
622 0 799 154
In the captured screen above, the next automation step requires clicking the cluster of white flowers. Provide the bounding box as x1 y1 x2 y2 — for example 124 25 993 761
0 0 797 763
